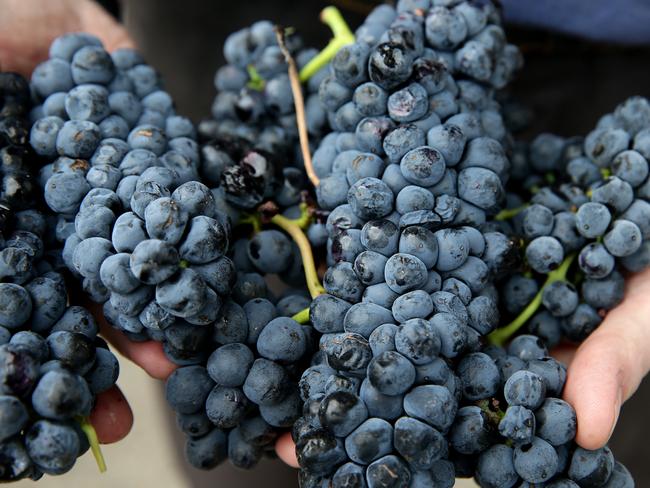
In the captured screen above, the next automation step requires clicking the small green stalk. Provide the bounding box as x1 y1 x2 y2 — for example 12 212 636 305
246 65 265 91
292 307 310 324
477 399 505 427
284 203 313 230
494 204 529 221
271 213 325 299
77 417 107 473
299 6 355 82
489 253 576 347
239 213 262 233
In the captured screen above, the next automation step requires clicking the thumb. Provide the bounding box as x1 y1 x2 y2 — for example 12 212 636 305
275 432 299 468
78 0 136 52
563 267 650 450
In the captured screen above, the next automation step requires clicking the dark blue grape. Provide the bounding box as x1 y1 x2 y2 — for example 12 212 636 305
367 351 415 396
393 416 446 470
499 405 536 446
449 405 492 455
475 444 519 488
25 420 80 475
513 436 559 484
243 358 289 407
568 446 614 487
403 385 457 431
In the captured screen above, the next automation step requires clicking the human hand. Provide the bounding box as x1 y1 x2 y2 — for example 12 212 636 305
560 266 650 449
0 0 133 77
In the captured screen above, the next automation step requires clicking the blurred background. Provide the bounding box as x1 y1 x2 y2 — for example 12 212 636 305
15 0 650 486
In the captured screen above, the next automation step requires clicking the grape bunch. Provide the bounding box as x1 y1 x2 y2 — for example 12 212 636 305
312 3 521 225
167 294 317 470
5 1 644 484
26 33 215 345
28 32 323 472
198 19 329 165
0 213 119 480
312 0 521 187
292 1 638 486
470 340 635 487
490 97 650 349
0 72 36 227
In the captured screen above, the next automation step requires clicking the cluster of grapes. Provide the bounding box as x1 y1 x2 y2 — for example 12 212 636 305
0 73 120 478
168 295 316 470
314 0 521 185
162 20 340 467
313 1 520 220
471 339 634 487
28 33 210 341
0 0 644 484
291 2 636 487
198 18 329 164
492 97 650 349
0 73 36 227
28 31 323 473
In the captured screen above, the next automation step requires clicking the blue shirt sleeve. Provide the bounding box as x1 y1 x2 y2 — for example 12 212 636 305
500 0 650 45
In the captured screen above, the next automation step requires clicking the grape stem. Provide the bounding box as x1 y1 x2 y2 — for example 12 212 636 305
477 399 505 425
299 6 355 83
275 27 320 188
77 416 107 473
271 213 325 299
246 65 265 91
284 203 313 230
494 204 529 221
239 213 262 233
488 253 576 347
292 307 311 324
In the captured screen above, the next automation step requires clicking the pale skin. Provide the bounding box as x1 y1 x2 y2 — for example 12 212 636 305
3 0 649 469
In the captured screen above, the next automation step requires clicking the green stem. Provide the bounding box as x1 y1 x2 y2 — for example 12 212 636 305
488 253 576 347
299 6 355 82
477 399 505 426
271 213 325 299
292 307 310 324
246 65 265 91
77 417 107 473
239 213 262 233
495 204 529 221
284 203 313 230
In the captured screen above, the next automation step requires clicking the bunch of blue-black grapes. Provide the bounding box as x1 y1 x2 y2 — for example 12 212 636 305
467 338 635 488
491 97 650 350
293 1 635 487
165 20 337 469
197 17 332 248
28 33 321 472
0 72 36 228
167 283 318 470
312 0 521 190
312 0 521 222
198 19 329 163
28 33 206 341
0 209 119 482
